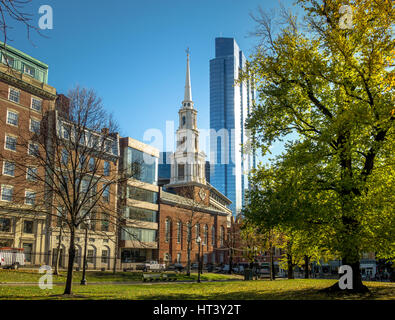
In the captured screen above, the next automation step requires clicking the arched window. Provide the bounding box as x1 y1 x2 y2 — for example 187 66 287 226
203 225 208 245
220 226 225 246
177 221 182 243
165 218 171 242
195 223 200 243
182 116 186 127
187 222 191 243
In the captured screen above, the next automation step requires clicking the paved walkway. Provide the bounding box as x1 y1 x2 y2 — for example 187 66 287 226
0 278 244 287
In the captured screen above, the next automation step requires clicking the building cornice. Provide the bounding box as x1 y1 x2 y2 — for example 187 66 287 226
0 65 57 100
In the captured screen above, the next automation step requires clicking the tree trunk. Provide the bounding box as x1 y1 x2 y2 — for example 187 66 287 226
269 244 275 280
63 228 75 295
228 248 233 274
271 247 276 280
304 255 310 279
113 226 119 274
54 227 63 276
287 254 294 279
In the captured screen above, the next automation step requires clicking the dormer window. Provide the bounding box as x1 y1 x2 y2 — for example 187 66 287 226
23 64 35 77
2 54 14 67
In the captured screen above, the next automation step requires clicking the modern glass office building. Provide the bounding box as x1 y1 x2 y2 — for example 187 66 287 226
119 137 160 263
209 38 256 216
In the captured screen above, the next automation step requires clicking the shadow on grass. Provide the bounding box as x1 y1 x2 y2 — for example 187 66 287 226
134 287 383 301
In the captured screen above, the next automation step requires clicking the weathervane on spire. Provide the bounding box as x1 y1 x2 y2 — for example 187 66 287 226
186 47 190 57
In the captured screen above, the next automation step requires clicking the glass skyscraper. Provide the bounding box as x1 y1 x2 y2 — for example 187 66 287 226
209 38 256 216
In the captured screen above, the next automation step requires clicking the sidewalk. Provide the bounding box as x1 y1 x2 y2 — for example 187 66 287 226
0 278 244 286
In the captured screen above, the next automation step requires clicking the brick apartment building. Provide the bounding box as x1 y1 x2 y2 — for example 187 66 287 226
0 43 57 265
0 43 119 269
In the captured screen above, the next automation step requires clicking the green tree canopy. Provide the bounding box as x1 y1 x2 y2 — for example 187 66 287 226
242 0 394 291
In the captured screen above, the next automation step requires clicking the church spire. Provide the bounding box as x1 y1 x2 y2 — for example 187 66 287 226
184 48 192 103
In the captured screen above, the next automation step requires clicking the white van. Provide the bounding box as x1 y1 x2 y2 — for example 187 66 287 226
0 247 26 269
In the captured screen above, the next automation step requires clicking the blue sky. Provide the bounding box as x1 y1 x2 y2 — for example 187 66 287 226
5 0 296 161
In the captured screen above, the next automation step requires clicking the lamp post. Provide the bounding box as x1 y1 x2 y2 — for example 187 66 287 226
196 236 201 283
80 220 90 285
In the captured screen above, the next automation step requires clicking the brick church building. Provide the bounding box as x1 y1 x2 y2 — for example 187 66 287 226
157 50 232 266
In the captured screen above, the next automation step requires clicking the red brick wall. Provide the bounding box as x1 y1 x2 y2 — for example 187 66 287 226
0 80 54 206
158 202 228 265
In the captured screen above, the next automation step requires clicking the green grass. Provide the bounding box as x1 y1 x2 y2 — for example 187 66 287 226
0 269 242 283
0 279 394 300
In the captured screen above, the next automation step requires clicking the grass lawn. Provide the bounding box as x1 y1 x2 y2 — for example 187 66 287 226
0 269 242 283
0 279 393 300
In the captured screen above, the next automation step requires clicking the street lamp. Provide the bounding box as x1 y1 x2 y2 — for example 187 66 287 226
196 236 201 283
80 220 90 285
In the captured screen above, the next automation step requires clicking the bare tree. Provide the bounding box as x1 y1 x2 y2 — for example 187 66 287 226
0 0 44 44
222 215 242 274
0 86 124 295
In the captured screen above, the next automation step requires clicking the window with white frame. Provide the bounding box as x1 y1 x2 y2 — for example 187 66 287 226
165 219 171 242
6 110 18 126
26 167 38 181
87 249 94 264
103 161 110 176
23 64 35 77
5 135 17 151
28 143 39 156
2 54 14 67
31 98 42 112
89 158 95 171
1 185 13 202
101 250 108 263
9 88 20 103
203 225 208 245
25 191 36 205
195 223 200 243
177 221 182 243
30 119 40 133
3 161 15 176
220 226 224 246
187 222 191 242
61 149 68 165
102 185 110 202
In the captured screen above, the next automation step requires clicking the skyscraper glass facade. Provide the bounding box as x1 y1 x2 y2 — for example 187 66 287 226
209 38 255 216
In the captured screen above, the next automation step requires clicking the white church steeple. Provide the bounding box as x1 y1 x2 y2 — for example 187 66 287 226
184 48 192 103
168 49 206 186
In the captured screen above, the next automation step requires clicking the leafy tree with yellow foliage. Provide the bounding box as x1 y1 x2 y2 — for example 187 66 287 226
242 0 394 292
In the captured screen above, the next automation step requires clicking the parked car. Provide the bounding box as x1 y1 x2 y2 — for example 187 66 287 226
173 263 184 272
144 261 166 271
191 263 199 270
232 265 245 273
206 263 214 272
0 247 25 269
166 263 184 272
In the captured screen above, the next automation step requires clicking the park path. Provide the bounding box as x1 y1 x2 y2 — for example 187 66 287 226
0 278 244 287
